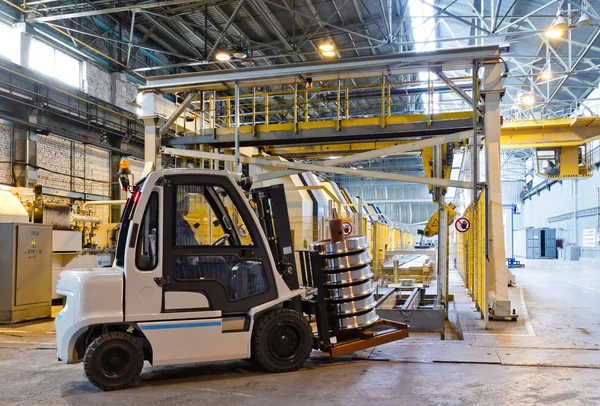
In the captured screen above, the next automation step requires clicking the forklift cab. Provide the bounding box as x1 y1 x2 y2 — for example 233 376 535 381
55 169 311 391
536 146 592 179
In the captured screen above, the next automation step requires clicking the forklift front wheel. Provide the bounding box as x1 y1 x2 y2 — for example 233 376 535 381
83 331 144 391
252 308 312 373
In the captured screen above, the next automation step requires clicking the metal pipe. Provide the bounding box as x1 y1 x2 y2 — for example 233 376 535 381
73 214 101 223
125 11 137 67
82 200 127 209
358 196 363 235
234 81 240 173
294 83 298 133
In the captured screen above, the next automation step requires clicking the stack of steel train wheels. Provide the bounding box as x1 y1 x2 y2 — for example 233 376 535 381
311 236 379 331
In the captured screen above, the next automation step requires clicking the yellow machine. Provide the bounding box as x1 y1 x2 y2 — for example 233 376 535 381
422 142 465 202
535 145 592 179
420 203 457 238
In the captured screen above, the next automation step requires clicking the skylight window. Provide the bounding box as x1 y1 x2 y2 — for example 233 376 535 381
0 23 21 65
29 39 81 88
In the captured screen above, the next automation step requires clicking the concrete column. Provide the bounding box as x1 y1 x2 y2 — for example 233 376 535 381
483 58 513 318
13 125 37 187
16 23 31 69
140 92 162 169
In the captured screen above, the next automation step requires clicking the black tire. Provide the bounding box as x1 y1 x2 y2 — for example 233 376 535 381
83 331 144 391
251 308 312 373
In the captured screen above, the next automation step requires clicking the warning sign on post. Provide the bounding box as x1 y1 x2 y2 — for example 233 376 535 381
455 217 471 233
342 221 353 236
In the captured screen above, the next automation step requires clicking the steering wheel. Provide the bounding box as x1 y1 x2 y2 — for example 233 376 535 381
213 233 230 246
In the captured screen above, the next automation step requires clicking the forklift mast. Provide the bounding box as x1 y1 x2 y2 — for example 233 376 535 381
251 183 302 310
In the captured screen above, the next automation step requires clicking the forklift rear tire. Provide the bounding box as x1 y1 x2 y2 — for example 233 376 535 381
83 331 144 391
252 308 312 373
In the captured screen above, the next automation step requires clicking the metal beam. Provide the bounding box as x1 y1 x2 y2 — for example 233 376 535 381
262 0 386 44
548 29 600 103
158 91 198 135
326 130 472 166
140 46 500 92
142 13 202 58
252 131 472 182
25 0 218 22
206 0 245 59
162 116 474 148
161 147 473 188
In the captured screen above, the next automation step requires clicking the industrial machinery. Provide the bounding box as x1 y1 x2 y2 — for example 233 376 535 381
0 222 52 323
416 203 457 248
0 190 53 323
55 168 407 391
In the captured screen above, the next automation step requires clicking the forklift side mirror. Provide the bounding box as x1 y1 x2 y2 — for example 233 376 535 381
239 177 253 191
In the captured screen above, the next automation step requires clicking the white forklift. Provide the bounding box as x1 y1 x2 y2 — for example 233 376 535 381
55 166 407 390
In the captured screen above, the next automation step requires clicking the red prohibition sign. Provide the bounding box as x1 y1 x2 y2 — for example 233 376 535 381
342 221 353 236
455 217 471 233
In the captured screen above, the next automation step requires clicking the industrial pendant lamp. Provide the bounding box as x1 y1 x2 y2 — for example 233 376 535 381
232 45 248 59
318 33 336 58
546 14 568 38
214 48 231 61
540 67 552 80
577 9 593 27
318 39 334 52
540 59 552 80
520 93 535 106
546 1 568 39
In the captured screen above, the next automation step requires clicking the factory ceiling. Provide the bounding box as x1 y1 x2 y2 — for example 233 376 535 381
2 0 599 120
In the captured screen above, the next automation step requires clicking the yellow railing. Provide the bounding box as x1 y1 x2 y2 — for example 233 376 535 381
456 189 486 314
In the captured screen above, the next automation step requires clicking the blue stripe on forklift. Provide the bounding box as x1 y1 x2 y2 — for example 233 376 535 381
141 321 222 330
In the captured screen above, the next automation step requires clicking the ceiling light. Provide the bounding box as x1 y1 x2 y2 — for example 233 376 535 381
546 13 568 38
241 60 254 67
215 49 231 61
318 40 334 52
321 50 336 57
520 93 535 106
552 14 568 30
540 69 552 80
577 12 593 27
232 45 247 59
545 27 565 38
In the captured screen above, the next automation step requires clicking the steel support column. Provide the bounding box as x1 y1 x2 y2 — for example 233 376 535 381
483 59 514 319
434 144 448 313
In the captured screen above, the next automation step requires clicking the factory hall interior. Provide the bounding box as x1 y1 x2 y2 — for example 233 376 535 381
3 0 600 404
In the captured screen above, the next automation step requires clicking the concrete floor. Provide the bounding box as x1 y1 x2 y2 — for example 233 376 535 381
1 258 600 405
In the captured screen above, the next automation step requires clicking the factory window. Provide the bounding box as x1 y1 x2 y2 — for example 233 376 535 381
136 192 159 271
29 39 81 88
0 23 20 64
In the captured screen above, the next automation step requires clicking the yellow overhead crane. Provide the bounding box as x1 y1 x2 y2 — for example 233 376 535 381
264 117 600 181
264 117 600 155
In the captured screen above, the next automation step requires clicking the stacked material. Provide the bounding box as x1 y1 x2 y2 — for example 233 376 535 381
311 236 379 331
